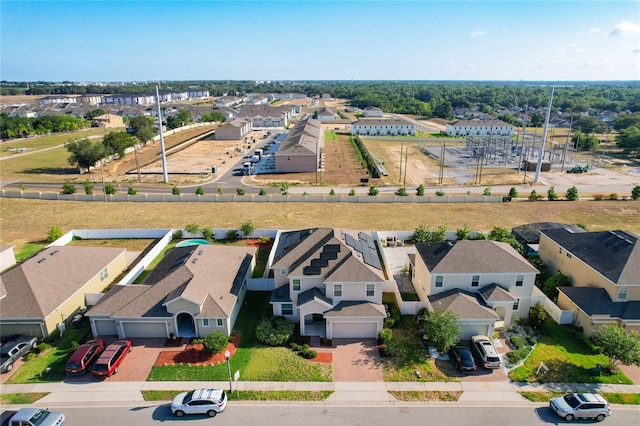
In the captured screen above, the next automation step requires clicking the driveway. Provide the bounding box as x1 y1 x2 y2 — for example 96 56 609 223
331 339 383 382
64 338 172 383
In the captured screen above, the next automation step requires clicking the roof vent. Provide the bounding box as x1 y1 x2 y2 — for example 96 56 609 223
192 258 198 264
50 250 58 256
37 258 46 263
198 250 203 256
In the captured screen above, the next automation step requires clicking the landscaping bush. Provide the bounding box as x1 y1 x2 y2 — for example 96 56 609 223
36 342 51 354
236 187 245 195
416 184 425 196
510 335 527 350
259 188 267 196
378 328 393 345
60 181 76 195
195 331 229 355
127 187 137 195
526 335 538 346
483 187 492 196
593 193 605 201
300 348 317 359
632 185 640 200
105 183 116 195
195 187 204 195
608 193 618 200
172 186 181 195
255 316 294 346
395 187 408 196
435 189 445 196
506 346 532 364
509 187 518 198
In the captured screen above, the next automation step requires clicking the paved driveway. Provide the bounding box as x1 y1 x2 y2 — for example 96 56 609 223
331 339 383 382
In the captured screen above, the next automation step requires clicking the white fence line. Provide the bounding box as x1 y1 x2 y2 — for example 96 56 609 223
533 287 574 325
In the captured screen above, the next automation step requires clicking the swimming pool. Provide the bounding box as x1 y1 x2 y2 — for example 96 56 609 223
176 239 211 247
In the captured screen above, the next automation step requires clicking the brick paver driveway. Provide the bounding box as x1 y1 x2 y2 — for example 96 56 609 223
331 338 383 382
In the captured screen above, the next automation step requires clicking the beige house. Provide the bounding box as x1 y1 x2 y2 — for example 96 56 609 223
539 229 640 337
275 117 323 173
87 245 255 339
270 228 388 339
363 106 383 117
92 114 124 128
410 240 539 339
214 118 253 140
0 245 16 272
0 246 127 338
445 118 515 136
351 118 416 136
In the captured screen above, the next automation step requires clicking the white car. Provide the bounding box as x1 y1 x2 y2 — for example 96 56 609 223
550 393 610 422
171 388 227 417
471 335 501 369
9 408 65 426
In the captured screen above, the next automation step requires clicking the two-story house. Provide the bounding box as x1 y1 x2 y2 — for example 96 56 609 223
269 228 388 339
538 229 640 337
410 240 538 339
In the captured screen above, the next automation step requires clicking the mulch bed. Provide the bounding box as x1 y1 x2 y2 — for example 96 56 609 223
155 336 241 367
310 352 332 363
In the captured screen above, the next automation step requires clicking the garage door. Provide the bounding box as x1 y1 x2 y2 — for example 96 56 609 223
332 322 378 339
93 319 117 336
460 324 490 340
122 322 167 338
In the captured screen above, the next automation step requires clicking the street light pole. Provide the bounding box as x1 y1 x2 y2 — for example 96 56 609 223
225 350 232 392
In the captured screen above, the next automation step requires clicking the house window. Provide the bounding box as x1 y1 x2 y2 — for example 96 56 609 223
216 319 224 327
281 269 287 275
566 252 572 259
203 319 210 327
471 275 479 287
99 268 108 281
513 299 520 311
292 279 301 291
516 275 524 287
334 284 342 297
282 303 293 315
366 284 375 297
435 276 443 288
618 287 629 301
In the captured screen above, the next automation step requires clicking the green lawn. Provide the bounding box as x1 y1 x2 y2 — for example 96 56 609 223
147 292 332 382
324 131 338 141
508 321 632 384
0 128 120 155
142 390 333 401
0 393 49 404
6 325 91 384
15 242 47 262
519 391 640 405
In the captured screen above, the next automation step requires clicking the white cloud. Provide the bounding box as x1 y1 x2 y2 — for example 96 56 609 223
470 30 487 37
631 47 640 54
607 21 640 36
589 27 601 33
466 63 476 68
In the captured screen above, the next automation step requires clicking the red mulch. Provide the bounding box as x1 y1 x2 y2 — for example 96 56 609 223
310 352 332 363
154 336 241 367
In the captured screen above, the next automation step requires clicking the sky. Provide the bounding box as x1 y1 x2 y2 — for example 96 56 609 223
1 0 639 82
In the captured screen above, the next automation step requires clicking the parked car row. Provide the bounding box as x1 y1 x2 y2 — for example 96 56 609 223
65 339 132 378
449 335 502 374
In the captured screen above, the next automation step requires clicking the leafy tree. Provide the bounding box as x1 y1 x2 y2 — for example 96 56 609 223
483 187 492 196
528 189 539 201
566 186 579 201
527 302 548 331
47 226 63 243
60 181 76 194
83 180 94 195
572 131 599 150
395 187 408 196
543 273 569 299
102 131 136 158
185 223 200 235
165 115 182 130
593 324 640 372
104 183 116 195
195 332 229 355
530 113 544 127
65 138 106 171
416 184 425 196
616 126 640 154
612 113 640 132
135 127 154 144
226 229 239 241
412 224 447 243
527 255 548 288
240 221 255 238
127 187 137 195
202 228 213 240
128 115 156 133
255 316 295 346
573 115 601 135
84 109 106 120
456 223 471 240
632 185 640 200
547 186 557 201
509 187 518 198
177 109 192 126
420 307 461 354
489 226 523 253
368 185 379 196
172 185 181 195
195 187 204 195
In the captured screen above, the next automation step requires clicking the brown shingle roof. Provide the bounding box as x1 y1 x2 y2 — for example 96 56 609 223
323 301 386 317
428 289 500 320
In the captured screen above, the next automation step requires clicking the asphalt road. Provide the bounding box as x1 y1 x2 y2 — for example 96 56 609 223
2 403 637 426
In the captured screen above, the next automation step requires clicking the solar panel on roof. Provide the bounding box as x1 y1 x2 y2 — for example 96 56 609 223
311 258 329 267
345 234 356 248
303 266 322 275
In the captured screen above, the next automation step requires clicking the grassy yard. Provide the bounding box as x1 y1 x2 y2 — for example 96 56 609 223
147 292 332 382
508 321 631 384
381 316 458 382
69 238 156 252
0 128 121 157
6 325 92 384
389 391 462 401
142 390 333 402
15 242 47 262
519 391 640 405
0 393 49 404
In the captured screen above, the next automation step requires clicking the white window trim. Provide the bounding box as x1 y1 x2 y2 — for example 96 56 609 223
202 318 210 327
216 318 224 327
618 287 629 301
334 284 343 297
366 283 375 297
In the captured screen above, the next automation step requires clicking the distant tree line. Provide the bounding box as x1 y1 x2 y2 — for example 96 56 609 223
0 113 90 139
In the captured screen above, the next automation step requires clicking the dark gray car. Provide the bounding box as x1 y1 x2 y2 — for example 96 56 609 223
0 336 38 373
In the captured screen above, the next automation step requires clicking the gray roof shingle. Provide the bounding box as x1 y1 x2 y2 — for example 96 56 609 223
428 289 500 320
559 286 640 320
323 301 386 318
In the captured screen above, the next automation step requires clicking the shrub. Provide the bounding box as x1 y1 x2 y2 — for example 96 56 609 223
435 189 445 196
60 181 76 194
195 186 204 195
368 185 379 196
506 346 532 364
509 187 518 198
36 342 51 354
290 342 303 351
329 189 336 195
384 318 396 328
510 335 527 350
483 187 492 196
226 229 239 241
378 328 393 345
526 335 538 346
528 190 538 201
195 332 229 355
47 226 63 243
608 193 618 200
105 183 116 195
632 185 640 200
255 316 295 346
185 223 200 235
395 187 408 196
83 180 94 195
593 193 605 201
217 187 224 195
527 302 548 331
172 230 183 239
416 184 425 196
236 187 245 195
25 352 38 361
202 228 213 240
300 348 317 359
382 340 398 357
127 187 137 195
348 188 356 196
566 186 579 201
259 188 267 196
547 186 557 201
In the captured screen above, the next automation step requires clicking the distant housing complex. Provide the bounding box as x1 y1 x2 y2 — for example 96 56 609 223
274 117 323 173
351 118 416 136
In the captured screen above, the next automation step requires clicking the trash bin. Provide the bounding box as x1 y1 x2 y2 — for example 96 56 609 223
211 166 217 173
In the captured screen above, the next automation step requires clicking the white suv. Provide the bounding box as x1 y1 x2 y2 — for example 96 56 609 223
550 393 610 422
171 388 227 418
471 335 501 369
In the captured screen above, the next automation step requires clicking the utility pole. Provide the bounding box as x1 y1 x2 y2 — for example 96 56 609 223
561 113 573 172
399 142 403 185
518 104 527 175
156 85 169 183
534 86 554 183
403 145 408 186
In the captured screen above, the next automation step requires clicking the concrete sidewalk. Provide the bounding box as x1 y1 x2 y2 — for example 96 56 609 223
2 381 638 405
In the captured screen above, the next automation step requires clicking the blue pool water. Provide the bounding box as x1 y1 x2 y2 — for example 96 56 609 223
176 239 211 247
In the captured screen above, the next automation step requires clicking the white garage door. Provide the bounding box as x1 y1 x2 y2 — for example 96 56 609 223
122 322 167 338
460 324 490 340
332 322 378 339
93 320 117 336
